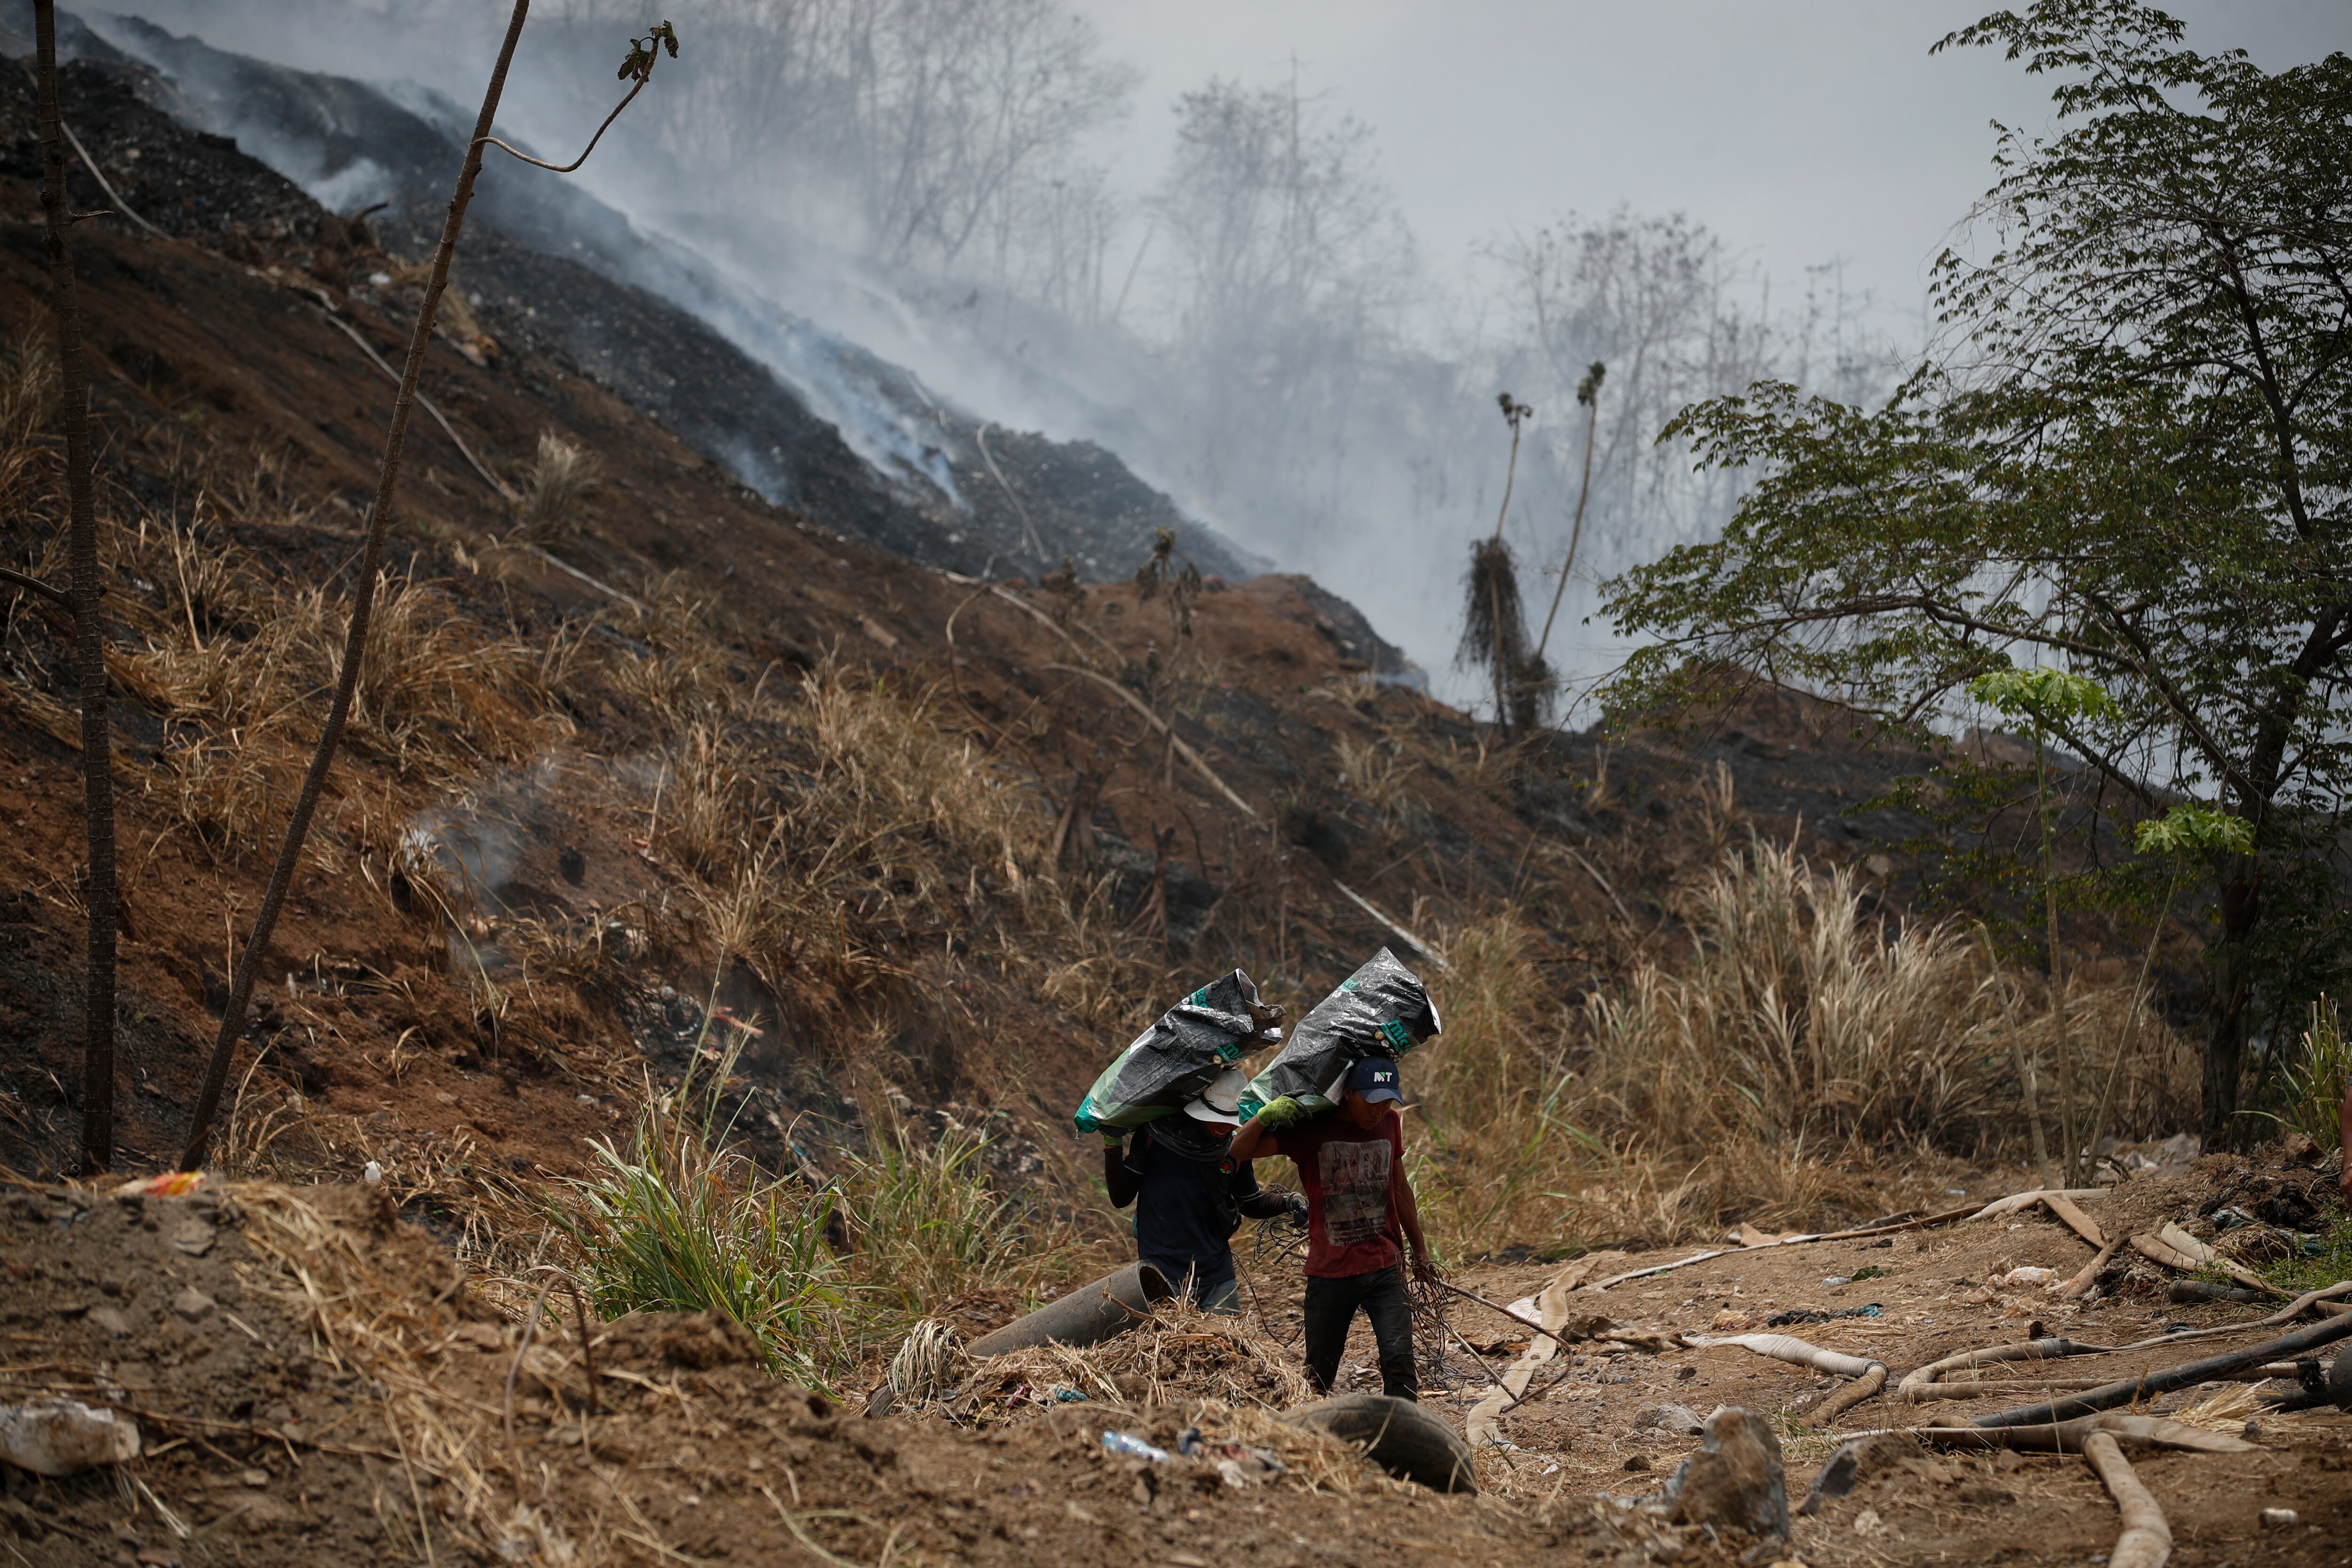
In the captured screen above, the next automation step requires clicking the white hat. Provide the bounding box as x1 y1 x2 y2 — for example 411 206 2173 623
1183 1067 1248 1126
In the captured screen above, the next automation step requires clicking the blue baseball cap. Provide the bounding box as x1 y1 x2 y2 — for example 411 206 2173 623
1348 1056 1403 1104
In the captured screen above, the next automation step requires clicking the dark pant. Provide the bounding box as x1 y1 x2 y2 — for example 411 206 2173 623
1302 1265 1416 1401
1143 1255 1241 1316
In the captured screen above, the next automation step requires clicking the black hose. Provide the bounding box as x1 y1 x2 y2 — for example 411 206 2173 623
1973 1309 2352 1428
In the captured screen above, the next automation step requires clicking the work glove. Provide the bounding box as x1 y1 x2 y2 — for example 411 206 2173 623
1285 1192 1310 1231
1100 1130 1125 1150
1252 1094 1305 1130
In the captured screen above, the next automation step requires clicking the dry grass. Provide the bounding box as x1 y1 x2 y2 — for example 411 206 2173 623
94 515 574 866
1408 839 2196 1251
511 429 598 545
947 1297 1314 1423
1334 733 1426 829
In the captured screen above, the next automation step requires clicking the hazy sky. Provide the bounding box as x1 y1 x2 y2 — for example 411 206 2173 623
1078 0 2347 318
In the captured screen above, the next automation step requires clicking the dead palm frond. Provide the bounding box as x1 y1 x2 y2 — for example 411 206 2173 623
1460 393 1536 736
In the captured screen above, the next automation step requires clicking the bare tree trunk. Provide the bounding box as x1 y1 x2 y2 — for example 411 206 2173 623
2201 856 2260 1143
177 0 534 1170
33 0 115 1177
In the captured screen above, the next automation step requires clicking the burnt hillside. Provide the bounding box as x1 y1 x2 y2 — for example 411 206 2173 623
0 43 1928 1210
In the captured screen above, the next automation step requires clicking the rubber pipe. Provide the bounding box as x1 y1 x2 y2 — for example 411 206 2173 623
966 1262 1173 1357
1974 1307 2352 1428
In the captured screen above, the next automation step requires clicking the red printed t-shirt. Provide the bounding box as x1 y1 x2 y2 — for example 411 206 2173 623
1268 1111 1404 1278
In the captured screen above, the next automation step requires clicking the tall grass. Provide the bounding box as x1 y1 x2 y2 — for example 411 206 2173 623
2270 996 2349 1150
1408 840 2195 1250
511 430 598 545
560 1058 853 1386
834 1123 1072 1310
556 1037 1094 1389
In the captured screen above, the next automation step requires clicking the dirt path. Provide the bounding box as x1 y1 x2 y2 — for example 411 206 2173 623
3 1159 2346 1567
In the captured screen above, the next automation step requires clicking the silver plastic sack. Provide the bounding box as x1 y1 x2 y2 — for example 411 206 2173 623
1244 948 1440 1113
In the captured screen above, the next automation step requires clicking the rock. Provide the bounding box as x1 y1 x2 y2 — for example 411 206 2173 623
1798 1431 1922 1515
0 1399 141 1475
171 1219 217 1257
170 1287 217 1323
2260 1507 2298 1529
1635 1403 1706 1436
87 1305 134 1337
1653 1406 1788 1545
1623 1455 1652 1472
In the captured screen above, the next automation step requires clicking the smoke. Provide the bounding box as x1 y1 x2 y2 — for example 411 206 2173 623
86 0 1910 715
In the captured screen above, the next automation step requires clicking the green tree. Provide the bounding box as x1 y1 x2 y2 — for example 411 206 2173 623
1601 0 2352 1138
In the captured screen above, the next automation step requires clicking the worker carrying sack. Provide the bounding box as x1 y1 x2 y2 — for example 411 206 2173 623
1243 947 1441 1114
1073 971 1285 1134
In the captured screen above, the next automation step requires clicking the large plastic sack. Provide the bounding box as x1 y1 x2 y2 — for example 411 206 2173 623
1243 948 1441 1114
1073 971 1284 1133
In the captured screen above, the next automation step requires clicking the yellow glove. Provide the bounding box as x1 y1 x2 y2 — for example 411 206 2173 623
1253 1095 1305 1130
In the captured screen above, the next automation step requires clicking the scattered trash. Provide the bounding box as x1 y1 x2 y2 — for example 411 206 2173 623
2210 1206 2258 1230
1850 1265 1893 1281
112 1171 205 1199
362 1161 383 1186
1765 1305 1882 1327
2259 1507 2298 1529
1987 1265 2058 1289
1174 1426 1284 1487
1820 1275 1851 1286
1101 1430 1170 1463
0 1399 141 1476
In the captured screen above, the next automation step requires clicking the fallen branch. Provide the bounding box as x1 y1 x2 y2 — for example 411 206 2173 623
0 564 71 612
1435 1280 1677 1353
1893 1377 2117 1402
1582 1202 1983 1291
1967 1187 2106 1223
316 307 519 503
1042 662 1256 817
1564 846 1632 923
1688 1327 1894 1424
1331 881 1450 971
2082 1429 2172 1568
512 541 644 612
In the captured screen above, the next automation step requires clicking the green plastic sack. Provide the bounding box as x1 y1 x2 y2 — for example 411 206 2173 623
1241 948 1440 1117
1073 970 1283 1134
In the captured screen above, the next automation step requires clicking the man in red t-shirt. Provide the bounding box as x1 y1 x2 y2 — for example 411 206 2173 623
1228 1056 1435 1400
